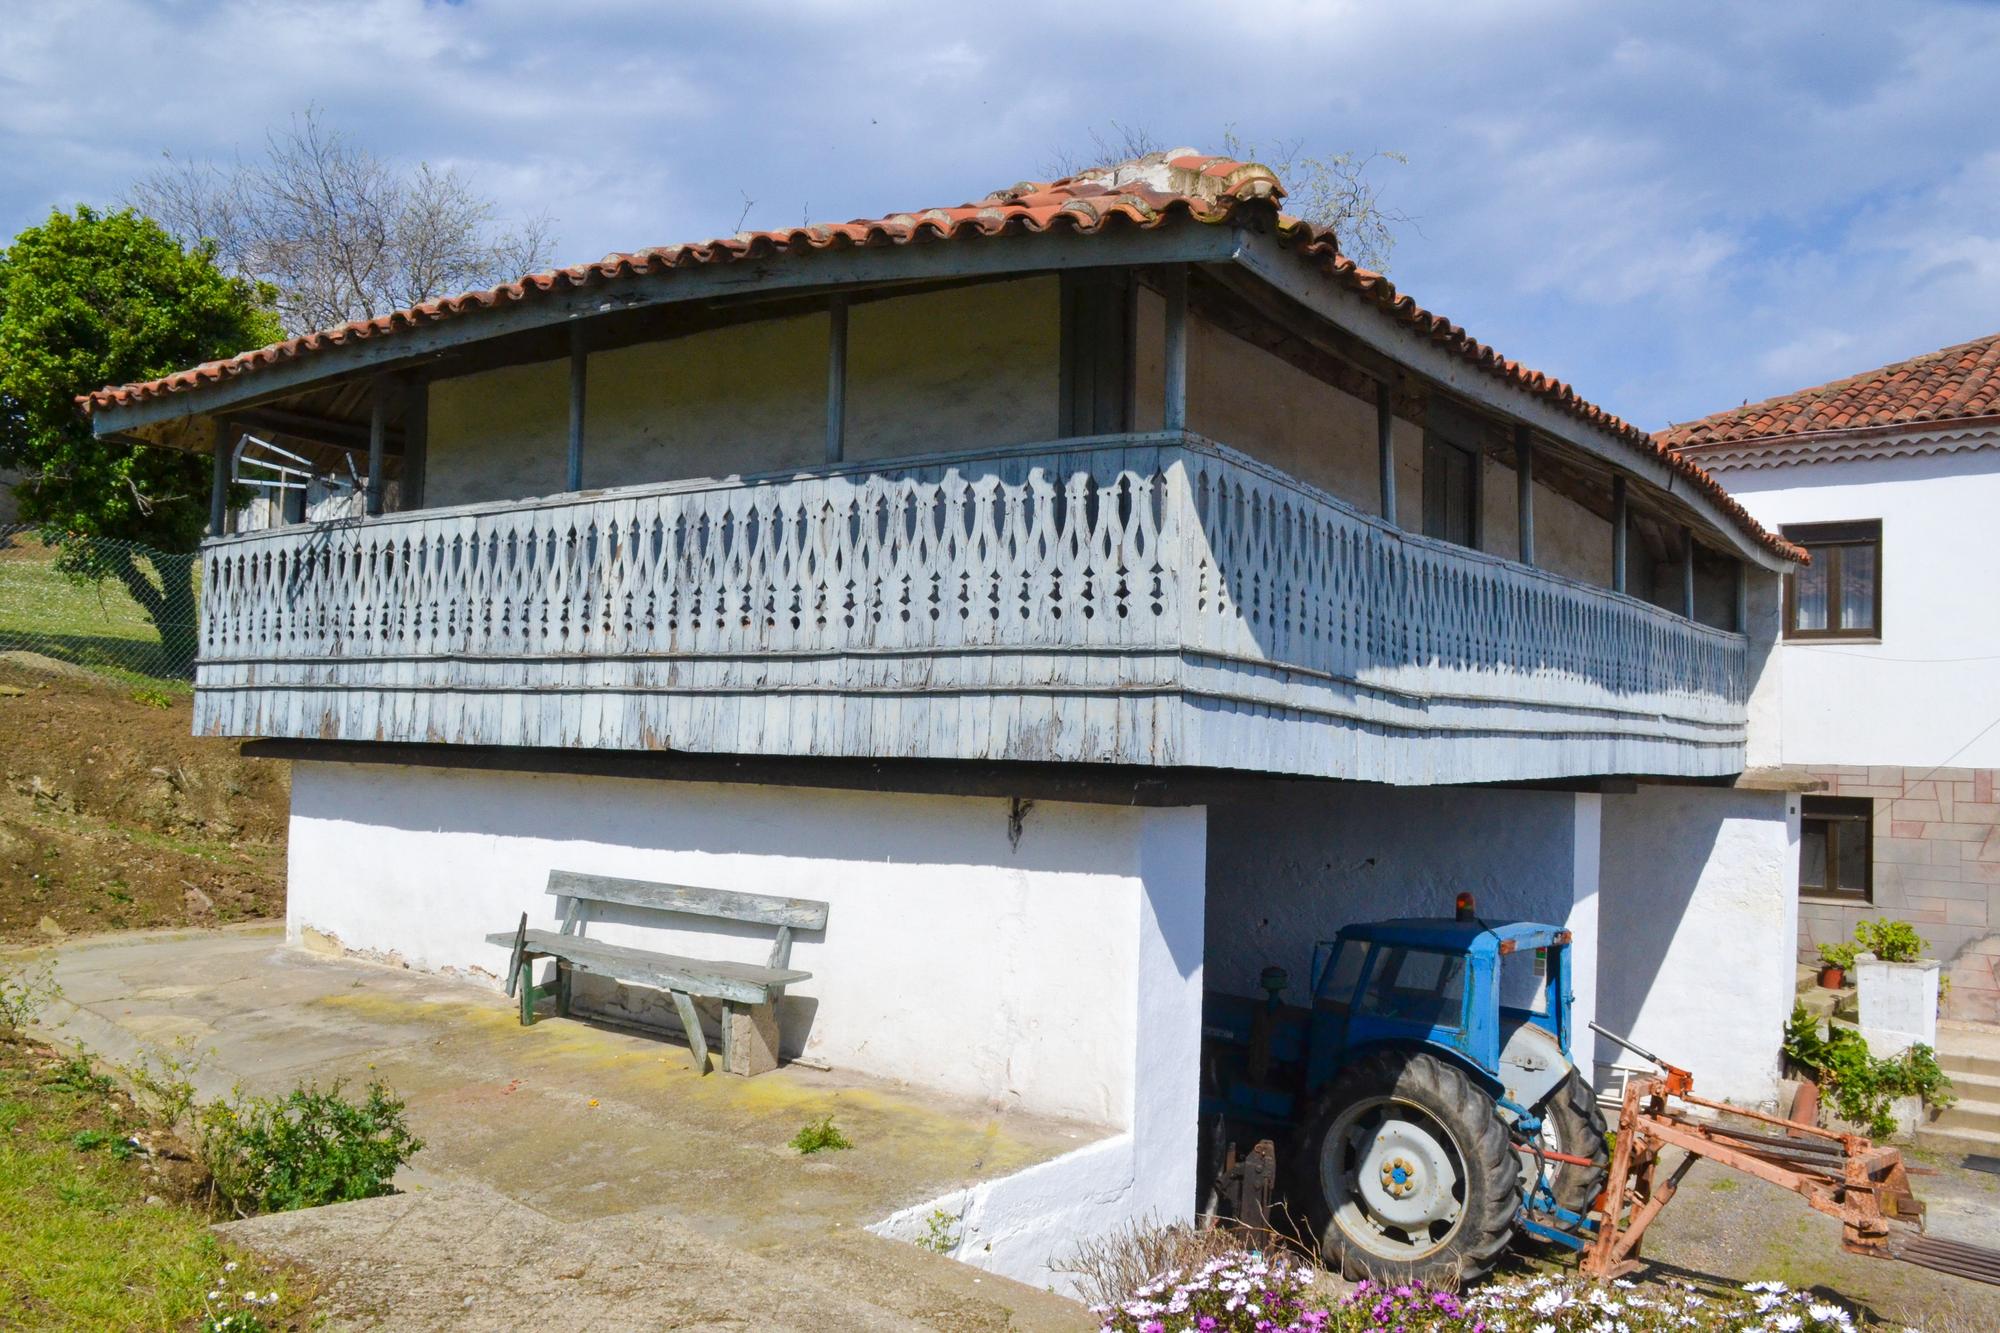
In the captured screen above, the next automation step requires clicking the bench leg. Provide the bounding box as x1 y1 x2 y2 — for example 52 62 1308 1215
669 989 710 1075
721 1001 781 1077
556 962 572 1019
518 959 536 1027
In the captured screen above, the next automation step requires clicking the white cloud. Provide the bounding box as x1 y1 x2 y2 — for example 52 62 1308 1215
1 0 1994 428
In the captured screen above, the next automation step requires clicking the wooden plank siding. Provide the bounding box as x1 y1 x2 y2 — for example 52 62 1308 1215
191 430 1750 786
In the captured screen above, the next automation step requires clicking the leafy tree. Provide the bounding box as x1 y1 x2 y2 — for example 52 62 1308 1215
0 205 282 666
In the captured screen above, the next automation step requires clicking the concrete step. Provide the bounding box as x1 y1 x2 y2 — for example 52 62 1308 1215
1931 1100 2000 1136
1796 986 1858 1023
1940 1049 2000 1080
1918 1121 2000 1152
1936 1056 2000 1088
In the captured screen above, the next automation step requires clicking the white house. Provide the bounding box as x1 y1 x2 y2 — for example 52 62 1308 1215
1664 333 2000 1024
85 151 1805 1288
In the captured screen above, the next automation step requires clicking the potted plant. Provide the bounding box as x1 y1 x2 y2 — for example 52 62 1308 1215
1816 940 1857 989
1852 919 1940 1057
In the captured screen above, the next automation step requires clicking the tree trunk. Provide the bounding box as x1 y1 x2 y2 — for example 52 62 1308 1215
99 545 200 677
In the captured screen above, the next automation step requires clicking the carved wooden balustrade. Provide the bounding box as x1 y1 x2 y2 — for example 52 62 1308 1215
194 432 1750 784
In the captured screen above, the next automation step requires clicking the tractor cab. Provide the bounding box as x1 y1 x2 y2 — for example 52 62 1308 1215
1203 901 1576 1128
1200 895 1605 1285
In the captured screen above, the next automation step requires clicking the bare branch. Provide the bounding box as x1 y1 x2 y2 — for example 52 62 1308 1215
130 106 558 335
1222 128 1411 273
1043 124 1411 272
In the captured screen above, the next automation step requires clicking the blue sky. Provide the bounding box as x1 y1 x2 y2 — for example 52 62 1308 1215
3 0 1995 431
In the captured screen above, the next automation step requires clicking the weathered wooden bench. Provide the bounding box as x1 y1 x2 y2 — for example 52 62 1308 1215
484 871 827 1077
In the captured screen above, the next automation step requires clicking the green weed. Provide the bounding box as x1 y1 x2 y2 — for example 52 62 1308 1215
789 1113 853 1154
200 1079 422 1216
916 1206 962 1255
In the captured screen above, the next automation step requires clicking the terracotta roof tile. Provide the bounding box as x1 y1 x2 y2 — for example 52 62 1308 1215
1659 330 2000 453
81 149 1795 562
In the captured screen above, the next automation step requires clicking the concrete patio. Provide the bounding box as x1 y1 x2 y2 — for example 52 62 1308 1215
24 924 1101 1331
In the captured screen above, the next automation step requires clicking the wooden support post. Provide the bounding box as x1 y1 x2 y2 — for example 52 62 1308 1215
1161 264 1188 432
1376 380 1397 525
567 324 587 492
825 296 847 464
365 383 388 517
1681 525 1697 619
210 421 233 538
670 989 711 1074
1734 559 1749 634
1611 474 1629 594
1515 424 1536 566
721 1003 781 1076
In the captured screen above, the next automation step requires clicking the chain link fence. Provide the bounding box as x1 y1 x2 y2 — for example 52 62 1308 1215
0 524 200 692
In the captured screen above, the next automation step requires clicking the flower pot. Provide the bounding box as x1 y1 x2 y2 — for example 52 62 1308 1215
1817 965 1845 989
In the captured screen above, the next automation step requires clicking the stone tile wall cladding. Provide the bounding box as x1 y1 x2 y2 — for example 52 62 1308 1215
1796 765 2000 1023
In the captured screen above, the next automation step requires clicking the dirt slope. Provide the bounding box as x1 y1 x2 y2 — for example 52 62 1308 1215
0 656 288 940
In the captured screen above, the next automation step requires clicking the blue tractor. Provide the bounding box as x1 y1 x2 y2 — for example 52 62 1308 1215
1200 895 1608 1285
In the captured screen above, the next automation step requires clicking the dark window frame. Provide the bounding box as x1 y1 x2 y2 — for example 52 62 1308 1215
1799 795 1873 903
1783 519 1882 640
1057 271 1135 438
1422 432 1481 548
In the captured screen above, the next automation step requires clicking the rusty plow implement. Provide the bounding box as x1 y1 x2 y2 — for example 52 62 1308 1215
1569 1023 2000 1286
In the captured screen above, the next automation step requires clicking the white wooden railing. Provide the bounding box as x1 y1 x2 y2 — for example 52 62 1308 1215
194 433 1749 781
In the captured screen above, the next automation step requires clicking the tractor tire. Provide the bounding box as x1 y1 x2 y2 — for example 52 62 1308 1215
1289 1049 1520 1286
1536 1072 1610 1216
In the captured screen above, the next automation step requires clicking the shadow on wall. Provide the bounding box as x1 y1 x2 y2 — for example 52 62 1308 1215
1202 781 1581 999
288 761 1146 880
1595 785 1795 1103
1185 446 1747 707
290 762 1199 1090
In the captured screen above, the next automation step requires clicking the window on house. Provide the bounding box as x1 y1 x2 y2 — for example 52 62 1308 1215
1423 435 1478 547
1799 796 1872 902
1783 520 1881 639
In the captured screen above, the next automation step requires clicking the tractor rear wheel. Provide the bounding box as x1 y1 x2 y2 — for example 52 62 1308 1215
1290 1049 1520 1285
1534 1072 1610 1216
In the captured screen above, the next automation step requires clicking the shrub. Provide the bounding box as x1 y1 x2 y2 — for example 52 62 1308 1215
125 1038 206 1134
789 1114 852 1154
1782 1003 1954 1137
1853 919 1927 963
1058 1220 1297 1312
200 1079 421 1216
0 962 59 1028
1095 1251 1329 1333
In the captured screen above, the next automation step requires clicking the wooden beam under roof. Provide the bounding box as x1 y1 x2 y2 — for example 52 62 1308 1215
1196 263 1751 564
1223 229 1793 571
89 223 1247 439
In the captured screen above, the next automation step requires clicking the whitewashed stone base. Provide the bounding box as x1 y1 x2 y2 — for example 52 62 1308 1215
287 759 1207 1285
1857 955 1941 1057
